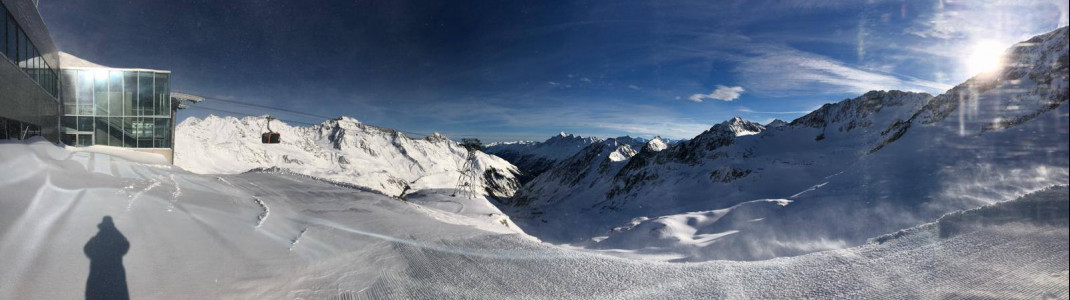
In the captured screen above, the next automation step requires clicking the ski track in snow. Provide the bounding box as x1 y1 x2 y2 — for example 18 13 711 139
167 174 182 212
216 176 233 186
254 197 270 228
3 27 1067 299
290 227 308 251
2 139 1068 299
790 182 828 199
126 178 162 212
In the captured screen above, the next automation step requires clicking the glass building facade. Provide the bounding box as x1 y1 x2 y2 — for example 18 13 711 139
60 69 172 148
1 0 60 143
1 1 59 97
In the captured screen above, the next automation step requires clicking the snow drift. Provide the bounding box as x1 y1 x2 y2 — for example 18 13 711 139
500 27 1070 261
1 139 1066 299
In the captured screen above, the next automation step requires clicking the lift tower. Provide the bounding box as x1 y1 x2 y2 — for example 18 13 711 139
452 138 483 198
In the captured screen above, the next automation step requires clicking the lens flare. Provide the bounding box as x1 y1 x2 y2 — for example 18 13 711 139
966 40 1005 75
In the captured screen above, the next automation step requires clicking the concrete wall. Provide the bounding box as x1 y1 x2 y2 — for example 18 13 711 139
0 0 60 142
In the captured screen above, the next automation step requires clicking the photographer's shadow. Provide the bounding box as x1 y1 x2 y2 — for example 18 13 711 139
84 216 130 300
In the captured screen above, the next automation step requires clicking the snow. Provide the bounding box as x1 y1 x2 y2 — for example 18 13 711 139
58 51 111 69
3 23 1066 300
174 115 522 231
67 145 171 165
483 133 603 184
588 199 794 260
501 27 1070 262
644 136 668 152
2 139 1067 299
484 132 600 163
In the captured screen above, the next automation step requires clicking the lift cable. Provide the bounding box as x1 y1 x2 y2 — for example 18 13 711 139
174 91 438 136
184 104 478 138
176 92 335 121
183 106 321 126
176 91 523 139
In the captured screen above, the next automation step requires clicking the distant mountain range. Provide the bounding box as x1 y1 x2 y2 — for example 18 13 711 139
172 27 1067 263
484 133 682 183
491 27 1069 261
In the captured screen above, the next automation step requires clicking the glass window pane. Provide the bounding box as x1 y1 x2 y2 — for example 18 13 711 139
124 72 137 116
77 70 94 112
32 48 39 82
61 116 77 132
22 30 29 69
109 71 123 116
4 119 16 139
140 117 155 148
94 118 109 146
138 72 153 116
94 70 109 116
108 117 123 146
0 9 6 55
77 134 92 147
61 70 77 108
155 73 170 116
123 117 135 147
61 134 76 146
155 118 170 148
78 116 93 132
51 70 58 96
16 27 25 68
5 17 15 59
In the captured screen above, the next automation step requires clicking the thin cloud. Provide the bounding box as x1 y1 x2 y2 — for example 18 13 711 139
906 0 1066 40
903 0 1067 79
737 45 952 96
689 85 745 102
358 96 714 141
736 106 814 115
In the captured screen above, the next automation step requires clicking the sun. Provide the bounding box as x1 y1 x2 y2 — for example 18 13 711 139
965 40 1005 75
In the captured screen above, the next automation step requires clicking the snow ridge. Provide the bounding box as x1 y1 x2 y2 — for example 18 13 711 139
175 116 521 200
498 27 1070 262
484 133 602 183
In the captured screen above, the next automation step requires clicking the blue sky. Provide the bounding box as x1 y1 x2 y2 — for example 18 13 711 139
41 0 1068 142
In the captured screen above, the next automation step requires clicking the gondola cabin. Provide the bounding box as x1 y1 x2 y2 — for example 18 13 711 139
262 132 280 144
262 116 281 144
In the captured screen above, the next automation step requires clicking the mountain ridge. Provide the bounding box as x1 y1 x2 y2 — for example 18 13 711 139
496 26 1069 261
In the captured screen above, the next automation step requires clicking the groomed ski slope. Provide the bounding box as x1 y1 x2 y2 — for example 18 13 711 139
2 139 1067 299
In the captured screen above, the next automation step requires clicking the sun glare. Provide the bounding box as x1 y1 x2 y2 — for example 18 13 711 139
965 40 1005 75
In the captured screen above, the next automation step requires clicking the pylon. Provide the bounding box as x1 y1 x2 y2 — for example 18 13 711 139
451 138 483 198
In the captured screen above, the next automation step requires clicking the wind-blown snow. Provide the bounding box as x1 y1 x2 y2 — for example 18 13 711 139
1 139 1066 299
500 27 1070 262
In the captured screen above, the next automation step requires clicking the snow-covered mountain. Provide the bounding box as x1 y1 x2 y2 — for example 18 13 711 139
484 133 673 184
3 138 1066 299
174 116 524 228
501 27 1069 261
176 116 519 199
484 133 602 182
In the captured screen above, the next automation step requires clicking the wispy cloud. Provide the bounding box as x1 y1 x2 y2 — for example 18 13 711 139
346 96 714 141
903 0 1067 79
906 0 1066 40
736 106 816 115
688 85 745 102
736 45 952 96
